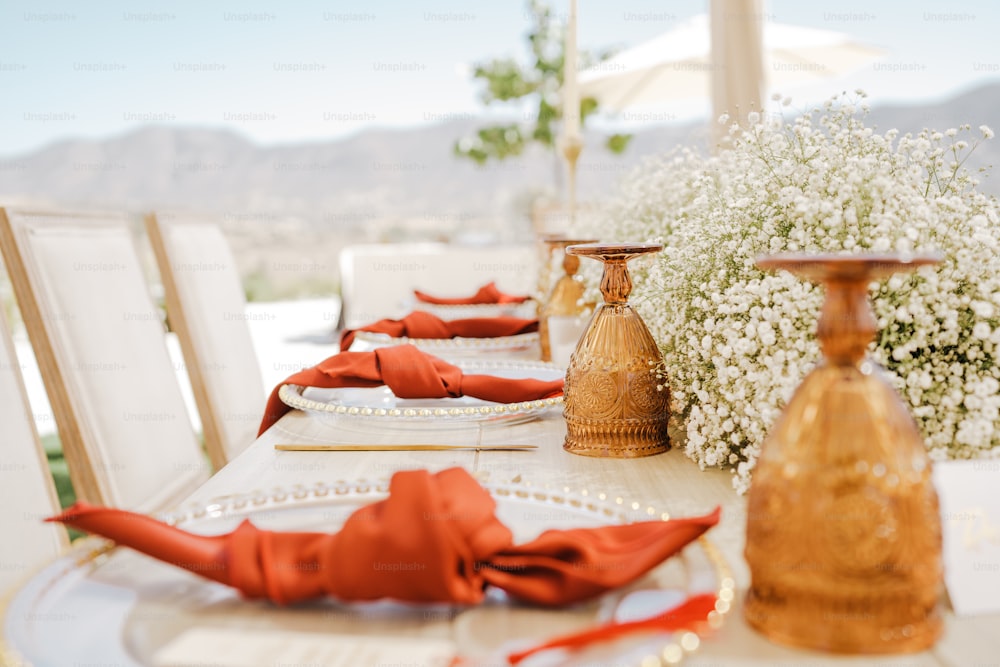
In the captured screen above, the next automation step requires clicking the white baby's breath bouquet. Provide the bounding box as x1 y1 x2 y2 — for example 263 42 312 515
593 92 1000 493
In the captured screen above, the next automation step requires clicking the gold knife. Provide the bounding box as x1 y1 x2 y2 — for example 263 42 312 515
274 443 538 452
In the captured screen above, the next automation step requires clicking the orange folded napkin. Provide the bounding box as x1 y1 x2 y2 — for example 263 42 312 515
340 310 539 351
49 468 719 612
414 281 531 305
506 592 719 664
258 344 563 435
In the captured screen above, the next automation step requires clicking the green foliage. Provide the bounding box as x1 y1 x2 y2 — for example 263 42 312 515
605 133 633 153
41 433 79 539
454 0 630 164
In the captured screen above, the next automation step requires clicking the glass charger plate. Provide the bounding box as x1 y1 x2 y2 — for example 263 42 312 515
414 301 538 321
350 330 540 354
2 481 731 667
278 359 564 428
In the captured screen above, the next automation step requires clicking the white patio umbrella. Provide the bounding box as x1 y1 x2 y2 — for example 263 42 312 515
579 10 884 122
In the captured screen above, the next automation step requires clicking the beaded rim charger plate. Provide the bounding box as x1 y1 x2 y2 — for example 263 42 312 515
414 301 538 321
278 359 564 428
351 330 540 353
1 480 732 667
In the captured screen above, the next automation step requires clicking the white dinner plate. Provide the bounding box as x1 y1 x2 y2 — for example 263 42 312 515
349 329 540 355
278 359 564 428
2 480 730 667
412 300 538 321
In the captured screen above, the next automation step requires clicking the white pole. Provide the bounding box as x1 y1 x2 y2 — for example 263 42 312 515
562 0 582 226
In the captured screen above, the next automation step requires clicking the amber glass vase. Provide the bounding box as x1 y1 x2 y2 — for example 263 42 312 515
744 253 943 653
538 236 597 362
562 243 670 457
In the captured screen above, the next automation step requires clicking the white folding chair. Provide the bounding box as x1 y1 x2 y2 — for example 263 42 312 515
0 209 209 511
338 242 538 328
145 212 265 470
0 303 67 596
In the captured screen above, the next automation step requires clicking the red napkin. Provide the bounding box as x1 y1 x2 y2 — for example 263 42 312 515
414 281 531 305
49 468 720 610
258 344 563 435
340 311 538 351
506 592 719 664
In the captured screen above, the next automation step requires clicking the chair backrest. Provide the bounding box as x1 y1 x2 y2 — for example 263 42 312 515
0 304 67 595
0 209 209 511
144 212 264 469
339 242 538 328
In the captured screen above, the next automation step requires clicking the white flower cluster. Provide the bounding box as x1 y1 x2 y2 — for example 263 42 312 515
591 93 1000 493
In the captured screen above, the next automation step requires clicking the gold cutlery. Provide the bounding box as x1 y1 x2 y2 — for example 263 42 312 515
274 443 537 452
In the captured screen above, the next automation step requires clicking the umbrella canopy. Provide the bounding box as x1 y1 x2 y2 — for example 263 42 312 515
579 13 884 115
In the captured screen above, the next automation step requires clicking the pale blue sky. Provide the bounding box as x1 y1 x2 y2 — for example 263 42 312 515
0 0 998 157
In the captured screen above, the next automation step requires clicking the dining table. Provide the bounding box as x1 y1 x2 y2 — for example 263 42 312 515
3 340 999 667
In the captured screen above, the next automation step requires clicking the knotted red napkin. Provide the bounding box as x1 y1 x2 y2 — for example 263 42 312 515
48 468 719 610
257 345 563 435
414 281 530 305
340 311 538 351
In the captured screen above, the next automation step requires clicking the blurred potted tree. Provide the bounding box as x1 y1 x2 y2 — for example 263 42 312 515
454 0 630 169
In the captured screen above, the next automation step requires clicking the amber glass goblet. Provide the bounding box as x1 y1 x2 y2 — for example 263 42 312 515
538 236 597 362
534 233 565 325
562 243 670 457
744 253 943 654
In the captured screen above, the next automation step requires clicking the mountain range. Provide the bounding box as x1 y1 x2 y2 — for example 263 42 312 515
3 82 998 242
1 83 998 301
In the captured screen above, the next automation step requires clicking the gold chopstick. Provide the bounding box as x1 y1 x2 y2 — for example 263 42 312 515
274 443 538 452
